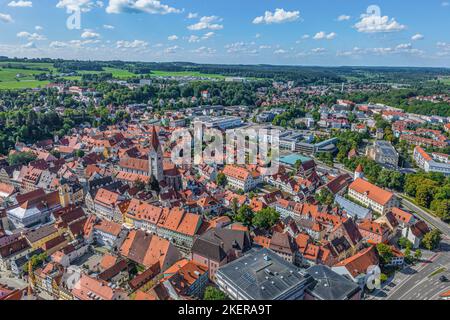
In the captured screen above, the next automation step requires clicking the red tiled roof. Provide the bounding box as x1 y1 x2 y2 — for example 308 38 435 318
349 178 394 206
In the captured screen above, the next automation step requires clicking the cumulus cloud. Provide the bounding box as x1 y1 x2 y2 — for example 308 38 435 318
56 0 99 12
50 41 69 48
168 35 178 41
354 10 406 33
253 8 300 24
22 41 36 48
192 46 216 55
116 40 149 49
35 25 43 31
187 12 198 19
187 16 223 31
106 0 180 15
0 13 14 23
8 1 32 7
81 30 100 39
202 32 214 40
411 33 424 41
313 31 336 40
17 31 46 41
103 24 115 29
165 45 180 54
225 42 258 55
337 44 423 57
337 15 350 21
187 35 200 43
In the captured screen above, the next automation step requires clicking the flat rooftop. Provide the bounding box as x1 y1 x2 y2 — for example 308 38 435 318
217 248 312 300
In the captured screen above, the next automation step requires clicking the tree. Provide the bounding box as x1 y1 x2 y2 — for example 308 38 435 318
398 237 413 250
414 249 422 261
75 149 85 158
376 243 393 266
216 172 227 187
316 188 334 206
253 207 280 230
404 247 412 264
8 151 37 166
235 205 254 227
421 229 442 250
203 286 228 300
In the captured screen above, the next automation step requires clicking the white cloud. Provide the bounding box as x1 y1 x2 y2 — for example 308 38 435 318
81 30 100 39
354 10 406 33
165 45 180 54
411 33 424 41
0 13 14 23
8 1 32 7
17 31 46 41
202 32 214 40
22 41 36 48
35 25 43 31
187 35 200 43
50 41 69 48
253 8 300 24
337 15 350 21
168 35 178 41
396 43 412 50
313 31 336 40
274 49 287 54
187 12 198 19
106 0 180 15
337 44 424 57
116 39 148 49
225 42 258 55
103 24 115 29
192 46 216 55
188 16 223 31
56 0 98 12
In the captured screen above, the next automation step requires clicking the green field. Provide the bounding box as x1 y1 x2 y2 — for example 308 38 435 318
0 61 229 90
0 64 52 89
149 70 226 79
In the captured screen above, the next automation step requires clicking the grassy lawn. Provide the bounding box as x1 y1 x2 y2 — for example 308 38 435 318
149 70 226 79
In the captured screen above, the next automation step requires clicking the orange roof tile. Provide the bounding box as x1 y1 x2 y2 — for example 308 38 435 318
349 178 394 206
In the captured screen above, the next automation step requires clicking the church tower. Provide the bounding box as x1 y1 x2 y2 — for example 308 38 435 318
354 164 364 180
58 183 71 208
148 126 164 182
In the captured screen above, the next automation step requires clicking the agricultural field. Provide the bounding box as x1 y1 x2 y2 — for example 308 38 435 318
0 61 230 89
0 63 52 89
149 70 226 79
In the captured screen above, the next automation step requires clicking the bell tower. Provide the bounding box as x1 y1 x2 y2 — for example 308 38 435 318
148 126 164 182
58 183 71 208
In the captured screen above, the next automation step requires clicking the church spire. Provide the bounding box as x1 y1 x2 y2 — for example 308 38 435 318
150 126 160 151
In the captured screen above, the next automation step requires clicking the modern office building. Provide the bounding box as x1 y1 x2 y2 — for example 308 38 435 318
216 248 313 300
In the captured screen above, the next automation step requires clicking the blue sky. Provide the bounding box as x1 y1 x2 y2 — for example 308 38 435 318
0 0 449 67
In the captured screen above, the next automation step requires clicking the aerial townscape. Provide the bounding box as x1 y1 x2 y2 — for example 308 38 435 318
0 0 449 305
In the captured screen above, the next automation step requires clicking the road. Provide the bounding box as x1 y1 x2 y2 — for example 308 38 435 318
388 243 450 300
396 193 450 238
367 240 450 300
